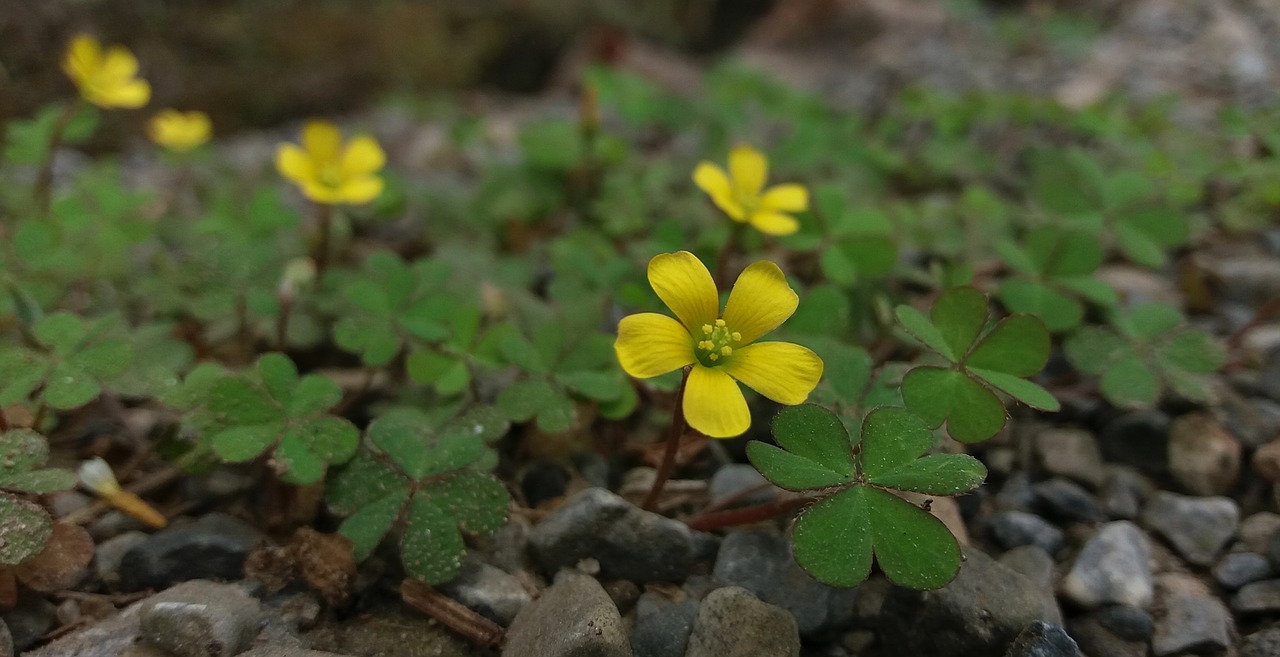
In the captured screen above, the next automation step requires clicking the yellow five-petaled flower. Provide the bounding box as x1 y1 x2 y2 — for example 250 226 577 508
62 34 151 109
275 120 386 205
615 251 824 438
148 109 212 152
693 145 809 236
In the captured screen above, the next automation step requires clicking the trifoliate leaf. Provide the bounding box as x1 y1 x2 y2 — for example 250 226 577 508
0 430 76 494
0 495 52 566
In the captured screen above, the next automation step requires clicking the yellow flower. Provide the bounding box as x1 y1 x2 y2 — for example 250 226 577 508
147 109 212 152
615 251 824 438
275 120 385 205
693 145 809 236
61 34 151 109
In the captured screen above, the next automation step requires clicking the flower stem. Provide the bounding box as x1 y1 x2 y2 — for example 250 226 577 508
33 99 82 217
684 495 812 532
312 202 335 275
712 223 745 291
401 579 505 650
641 366 692 512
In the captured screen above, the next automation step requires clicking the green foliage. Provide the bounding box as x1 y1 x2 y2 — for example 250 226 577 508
1064 303 1225 408
749 405 985 589
0 429 77 494
333 252 451 366
996 226 1116 332
896 287 1058 443
0 495 53 566
0 312 133 410
206 353 358 484
326 407 510 584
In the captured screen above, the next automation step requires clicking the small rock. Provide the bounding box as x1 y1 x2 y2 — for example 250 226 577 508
1241 512 1280 554
304 603 473 657
1141 492 1239 566
95 531 149 588
1241 627 1280 657
0 591 56 653
489 515 533 576
1068 615 1146 657
138 581 262 657
502 571 628 657
570 450 611 490
1212 256 1280 306
629 592 697 657
1151 574 1232 657
708 464 773 508
1032 478 1104 523
603 580 641 616
0 620 12 657
995 472 1036 513
999 546 1055 591
879 547 1055 657
1263 347 1280 403
988 511 1065 555
1253 439 1280 483
1094 605 1153 641
711 529 859 639
1213 552 1272 590
1003 621 1081 657
1035 428 1104 489
1099 410 1170 477
529 488 696 582
237 648 351 657
1100 468 1150 520
684 587 799 657
120 513 268 591
1167 412 1241 496
520 461 569 508
1214 392 1280 448
438 558 531 626
1232 579 1280 614
1061 521 1153 609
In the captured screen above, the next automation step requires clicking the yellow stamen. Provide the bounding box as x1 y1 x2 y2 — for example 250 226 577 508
731 332 742 342
709 353 718 361
715 319 726 327
702 324 713 335
721 346 732 356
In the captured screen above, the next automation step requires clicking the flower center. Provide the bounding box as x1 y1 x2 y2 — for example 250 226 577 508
695 318 741 367
317 161 343 189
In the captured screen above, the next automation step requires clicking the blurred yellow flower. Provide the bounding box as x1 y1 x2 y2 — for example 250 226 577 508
615 251 823 438
78 457 167 528
147 110 212 152
61 34 150 109
275 120 385 205
693 145 809 236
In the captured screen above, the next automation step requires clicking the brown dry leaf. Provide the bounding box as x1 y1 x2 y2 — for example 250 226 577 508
244 542 296 594
14 523 93 592
293 527 355 607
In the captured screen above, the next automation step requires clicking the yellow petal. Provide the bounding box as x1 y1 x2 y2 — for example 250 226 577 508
729 145 767 200
63 34 102 83
98 79 150 108
759 184 809 212
303 120 342 163
683 365 750 438
693 162 746 221
337 175 384 204
341 135 386 177
648 251 719 335
748 211 800 236
275 144 313 183
301 180 343 204
722 260 799 344
615 313 696 379
722 342 823 405
100 46 140 82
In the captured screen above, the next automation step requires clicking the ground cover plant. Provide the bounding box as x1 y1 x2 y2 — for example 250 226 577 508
1 25 1276 654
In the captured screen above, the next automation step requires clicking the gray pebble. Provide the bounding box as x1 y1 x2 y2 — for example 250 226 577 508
502 571 628 657
138 580 262 657
1213 551 1272 590
529 488 696 582
684 587 799 657
1067 615 1146 657
1141 492 1239 566
1232 579 1280 614
1061 521 1153 609
1033 478 1104 523
1035 427 1104 489
0 620 11 657
1151 574 1232 657
0 592 56 653
629 592 697 657
95 531 149 588
120 513 268 591
1241 627 1280 657
1003 621 1082 657
1241 512 1280 554
1100 468 1150 520
989 511 1066 555
1093 605 1153 641
711 529 859 639
1099 411 1170 478
438 557 531 626
708 464 773 508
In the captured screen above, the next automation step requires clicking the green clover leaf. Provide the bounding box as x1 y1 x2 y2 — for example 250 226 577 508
0 495 53 566
0 312 133 410
996 226 1117 332
1064 303 1225 408
896 286 1058 443
327 406 511 584
333 253 451 366
207 353 357 484
0 429 77 495
748 405 986 589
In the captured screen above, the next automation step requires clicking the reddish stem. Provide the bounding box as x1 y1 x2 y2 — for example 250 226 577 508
641 367 692 512
685 496 812 532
